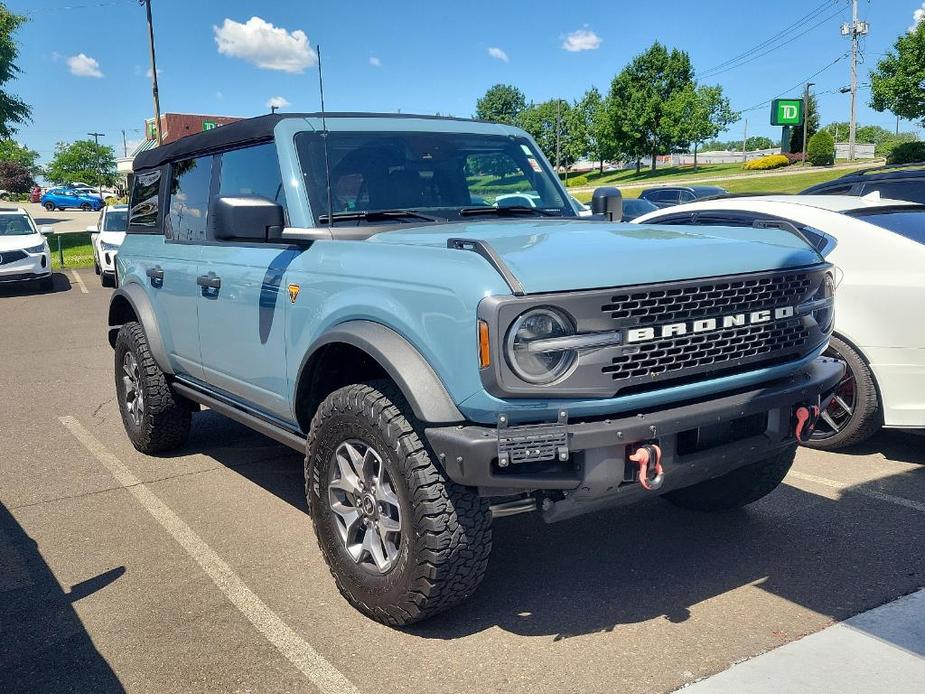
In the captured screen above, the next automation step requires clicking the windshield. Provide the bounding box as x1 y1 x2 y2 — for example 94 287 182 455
847 207 925 245
295 131 572 225
103 209 128 231
0 214 36 236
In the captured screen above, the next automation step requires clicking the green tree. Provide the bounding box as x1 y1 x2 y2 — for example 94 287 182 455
46 140 117 187
789 92 820 153
475 84 526 125
517 99 585 172
669 84 737 168
745 136 775 150
577 87 618 173
0 138 39 176
807 130 835 166
605 42 696 172
870 21 925 125
0 159 33 192
0 4 30 138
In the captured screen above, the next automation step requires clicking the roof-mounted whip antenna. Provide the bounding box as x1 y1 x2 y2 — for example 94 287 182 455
317 45 334 231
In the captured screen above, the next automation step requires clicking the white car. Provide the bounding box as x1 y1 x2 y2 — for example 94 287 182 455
0 208 53 291
494 192 593 217
88 205 127 287
633 194 925 449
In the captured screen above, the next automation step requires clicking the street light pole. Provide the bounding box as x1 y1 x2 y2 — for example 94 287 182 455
801 82 814 167
88 131 105 198
141 0 163 145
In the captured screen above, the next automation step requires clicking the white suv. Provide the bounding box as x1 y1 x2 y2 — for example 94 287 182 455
0 208 53 291
89 205 127 287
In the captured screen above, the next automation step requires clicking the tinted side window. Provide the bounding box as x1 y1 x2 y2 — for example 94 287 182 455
861 180 925 204
218 142 287 218
679 190 696 202
167 156 213 242
650 190 680 203
814 183 854 195
129 170 161 228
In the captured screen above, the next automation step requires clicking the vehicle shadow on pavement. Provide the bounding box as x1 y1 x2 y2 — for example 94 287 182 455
0 502 125 693
0 273 72 297
826 429 925 465
174 415 925 643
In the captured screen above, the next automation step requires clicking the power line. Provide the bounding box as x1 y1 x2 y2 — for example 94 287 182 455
701 0 838 75
20 1 135 15
702 4 847 79
736 53 849 115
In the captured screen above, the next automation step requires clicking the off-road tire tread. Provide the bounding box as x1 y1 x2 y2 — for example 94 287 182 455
114 321 191 454
305 381 492 626
806 336 881 450
663 447 797 512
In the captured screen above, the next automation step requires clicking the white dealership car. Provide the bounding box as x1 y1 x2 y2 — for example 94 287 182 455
88 204 127 287
0 208 53 291
633 194 925 449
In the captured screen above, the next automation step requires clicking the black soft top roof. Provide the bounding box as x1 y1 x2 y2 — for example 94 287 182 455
132 112 485 171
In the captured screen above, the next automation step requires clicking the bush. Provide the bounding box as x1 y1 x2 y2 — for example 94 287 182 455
565 175 589 187
885 141 925 165
783 152 804 165
807 131 835 166
743 154 789 171
104 195 129 206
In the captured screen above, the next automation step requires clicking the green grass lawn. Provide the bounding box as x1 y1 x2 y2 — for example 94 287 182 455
49 232 94 269
574 162 747 188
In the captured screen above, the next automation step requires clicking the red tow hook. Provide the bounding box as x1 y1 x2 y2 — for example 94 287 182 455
629 443 664 491
794 404 821 443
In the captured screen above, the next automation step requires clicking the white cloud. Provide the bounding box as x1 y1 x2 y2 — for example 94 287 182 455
911 4 925 32
369 56 381 67
145 67 162 79
487 47 509 62
266 96 290 110
67 53 103 78
561 29 601 52
214 16 317 73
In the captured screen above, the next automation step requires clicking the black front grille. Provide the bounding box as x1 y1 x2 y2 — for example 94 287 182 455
0 250 26 266
603 319 810 382
602 272 813 326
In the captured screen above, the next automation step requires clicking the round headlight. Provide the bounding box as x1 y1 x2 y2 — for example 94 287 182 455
505 307 577 384
813 272 835 333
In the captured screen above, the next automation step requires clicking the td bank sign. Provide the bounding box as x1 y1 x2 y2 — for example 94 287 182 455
771 99 804 126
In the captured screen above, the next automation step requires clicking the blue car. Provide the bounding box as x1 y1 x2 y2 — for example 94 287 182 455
108 113 842 624
40 187 104 212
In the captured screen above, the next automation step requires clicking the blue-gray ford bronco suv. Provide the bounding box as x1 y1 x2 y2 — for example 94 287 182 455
108 113 843 625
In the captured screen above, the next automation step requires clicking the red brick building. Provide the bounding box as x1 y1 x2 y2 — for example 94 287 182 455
145 113 241 145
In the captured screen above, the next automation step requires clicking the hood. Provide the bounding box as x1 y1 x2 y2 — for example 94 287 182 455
367 220 823 294
0 232 43 252
98 230 126 245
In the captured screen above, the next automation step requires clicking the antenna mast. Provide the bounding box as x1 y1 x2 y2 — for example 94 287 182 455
317 46 334 231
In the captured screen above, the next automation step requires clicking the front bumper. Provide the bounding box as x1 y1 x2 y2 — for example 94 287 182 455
0 253 51 283
426 357 844 519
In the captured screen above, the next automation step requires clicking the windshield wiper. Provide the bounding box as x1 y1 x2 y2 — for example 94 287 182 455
459 205 562 218
317 209 440 224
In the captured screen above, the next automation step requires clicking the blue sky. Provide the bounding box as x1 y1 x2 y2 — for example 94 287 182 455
9 0 925 165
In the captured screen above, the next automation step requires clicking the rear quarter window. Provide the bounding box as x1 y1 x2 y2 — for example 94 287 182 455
849 208 925 245
129 170 162 229
860 180 925 205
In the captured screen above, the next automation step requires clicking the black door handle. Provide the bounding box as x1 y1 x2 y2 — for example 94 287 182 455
146 265 164 285
197 272 221 290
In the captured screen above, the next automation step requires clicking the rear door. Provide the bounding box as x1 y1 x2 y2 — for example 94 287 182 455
195 141 295 419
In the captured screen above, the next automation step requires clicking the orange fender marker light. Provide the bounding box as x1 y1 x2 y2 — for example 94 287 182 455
478 320 491 368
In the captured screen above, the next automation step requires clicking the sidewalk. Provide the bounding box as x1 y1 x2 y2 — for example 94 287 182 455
678 589 925 693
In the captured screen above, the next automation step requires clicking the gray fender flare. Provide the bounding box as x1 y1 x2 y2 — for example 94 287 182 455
108 283 173 375
300 321 464 424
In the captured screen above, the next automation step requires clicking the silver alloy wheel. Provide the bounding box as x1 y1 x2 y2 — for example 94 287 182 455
328 439 402 574
122 352 145 427
811 346 856 439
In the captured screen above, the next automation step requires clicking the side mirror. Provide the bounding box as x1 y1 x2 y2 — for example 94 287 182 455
591 187 623 222
41 226 54 236
210 195 284 241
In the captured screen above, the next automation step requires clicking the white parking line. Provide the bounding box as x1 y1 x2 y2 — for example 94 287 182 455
69 269 88 294
58 416 360 694
789 470 925 513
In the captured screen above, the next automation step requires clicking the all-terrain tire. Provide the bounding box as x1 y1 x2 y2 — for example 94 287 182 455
305 381 493 626
805 335 881 451
663 447 797 512
114 321 191 454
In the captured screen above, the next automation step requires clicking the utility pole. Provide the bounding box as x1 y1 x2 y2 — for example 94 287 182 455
842 0 868 161
88 131 105 197
801 82 814 167
121 129 128 157
741 119 748 163
141 0 163 145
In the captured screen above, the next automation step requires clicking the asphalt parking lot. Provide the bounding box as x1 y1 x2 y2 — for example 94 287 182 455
1 271 923 694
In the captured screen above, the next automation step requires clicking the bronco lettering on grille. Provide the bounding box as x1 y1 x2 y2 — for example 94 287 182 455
625 306 796 344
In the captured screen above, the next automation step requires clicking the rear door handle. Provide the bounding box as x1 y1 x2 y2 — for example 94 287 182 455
146 265 164 285
197 272 222 290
